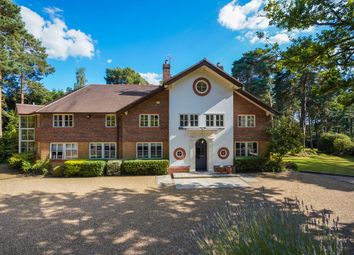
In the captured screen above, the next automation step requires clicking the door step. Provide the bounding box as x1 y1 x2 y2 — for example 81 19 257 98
172 172 240 179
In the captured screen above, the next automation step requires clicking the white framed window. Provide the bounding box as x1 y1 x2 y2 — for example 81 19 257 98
19 115 35 153
89 143 116 159
206 114 224 127
105 114 116 127
238 115 256 128
136 142 163 159
50 143 78 160
179 114 199 127
139 114 159 127
235 142 258 157
53 114 73 127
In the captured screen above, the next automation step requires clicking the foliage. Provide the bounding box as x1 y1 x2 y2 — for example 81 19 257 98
104 67 147 85
333 137 353 155
267 116 303 162
232 47 277 105
7 152 34 170
31 160 50 175
0 110 18 161
191 198 349 255
264 159 285 172
318 132 353 155
63 160 106 177
52 165 64 177
106 160 123 176
284 154 354 177
122 160 169 175
74 67 87 89
234 157 267 172
265 0 353 105
284 161 298 171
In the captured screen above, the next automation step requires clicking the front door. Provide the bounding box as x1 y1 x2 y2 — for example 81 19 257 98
196 139 207 171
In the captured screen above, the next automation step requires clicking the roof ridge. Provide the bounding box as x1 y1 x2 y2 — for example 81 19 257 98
35 86 89 113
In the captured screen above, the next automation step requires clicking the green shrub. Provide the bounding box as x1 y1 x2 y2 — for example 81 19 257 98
31 160 50 175
63 160 106 177
318 132 352 155
21 161 33 174
234 157 267 172
333 137 353 155
191 198 348 254
122 160 169 175
264 160 285 172
8 153 34 170
52 165 65 177
106 160 123 176
284 161 298 171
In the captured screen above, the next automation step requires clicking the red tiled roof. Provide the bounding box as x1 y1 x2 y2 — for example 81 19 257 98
16 104 44 115
33 84 162 113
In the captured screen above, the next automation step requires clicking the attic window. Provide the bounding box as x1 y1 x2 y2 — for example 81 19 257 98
193 78 211 96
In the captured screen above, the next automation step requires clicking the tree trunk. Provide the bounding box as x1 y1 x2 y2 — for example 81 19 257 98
20 71 25 104
0 70 3 138
309 117 313 149
299 74 308 148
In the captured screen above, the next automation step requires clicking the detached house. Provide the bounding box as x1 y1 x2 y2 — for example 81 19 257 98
16 59 278 173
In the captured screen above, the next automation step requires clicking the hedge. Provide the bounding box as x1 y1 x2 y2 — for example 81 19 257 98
122 160 169 175
8 153 34 170
234 156 267 172
63 160 106 177
318 132 353 155
106 160 123 176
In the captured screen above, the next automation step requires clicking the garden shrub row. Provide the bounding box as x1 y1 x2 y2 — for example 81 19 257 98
234 156 295 173
121 160 169 175
63 160 106 177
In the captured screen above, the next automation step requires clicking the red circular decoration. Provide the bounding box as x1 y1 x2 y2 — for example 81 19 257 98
193 77 211 96
173 148 186 160
218 147 230 159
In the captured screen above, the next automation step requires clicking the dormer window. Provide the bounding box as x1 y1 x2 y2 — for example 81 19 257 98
193 78 211 96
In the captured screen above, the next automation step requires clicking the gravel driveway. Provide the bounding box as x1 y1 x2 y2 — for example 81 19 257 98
0 165 353 255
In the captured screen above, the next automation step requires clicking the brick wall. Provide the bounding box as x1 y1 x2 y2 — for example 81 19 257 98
36 113 117 142
118 90 169 159
234 92 272 156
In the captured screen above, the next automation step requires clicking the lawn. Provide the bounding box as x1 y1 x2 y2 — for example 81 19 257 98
284 154 354 177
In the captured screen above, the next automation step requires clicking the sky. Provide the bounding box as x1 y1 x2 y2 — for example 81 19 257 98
15 0 313 90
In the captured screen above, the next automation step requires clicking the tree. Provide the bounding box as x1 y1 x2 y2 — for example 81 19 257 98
0 0 24 138
17 33 54 104
74 67 87 89
232 47 277 105
104 67 147 85
265 0 354 104
0 110 18 161
267 116 303 163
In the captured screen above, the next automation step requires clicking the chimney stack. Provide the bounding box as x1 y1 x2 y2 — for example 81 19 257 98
163 59 171 82
216 62 224 70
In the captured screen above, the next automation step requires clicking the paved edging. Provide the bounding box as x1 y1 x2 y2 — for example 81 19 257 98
298 170 354 178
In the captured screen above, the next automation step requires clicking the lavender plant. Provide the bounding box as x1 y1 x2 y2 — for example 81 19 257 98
191 197 349 255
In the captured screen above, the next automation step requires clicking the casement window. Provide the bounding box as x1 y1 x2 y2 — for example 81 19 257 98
235 142 258 157
19 115 35 153
136 142 163 159
50 143 78 160
179 114 199 127
89 143 116 159
206 114 224 127
53 114 73 127
238 115 256 127
139 114 159 127
105 114 116 127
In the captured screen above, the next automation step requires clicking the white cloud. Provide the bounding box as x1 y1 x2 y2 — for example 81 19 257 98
139 72 161 85
218 0 269 31
243 31 291 45
107 59 112 64
20 6 94 60
43 7 63 17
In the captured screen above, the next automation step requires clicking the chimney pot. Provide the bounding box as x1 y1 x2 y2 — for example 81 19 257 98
163 60 171 82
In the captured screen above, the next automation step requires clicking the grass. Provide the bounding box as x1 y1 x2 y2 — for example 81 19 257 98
284 154 354 177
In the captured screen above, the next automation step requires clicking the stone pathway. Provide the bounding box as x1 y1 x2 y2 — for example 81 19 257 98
156 173 258 189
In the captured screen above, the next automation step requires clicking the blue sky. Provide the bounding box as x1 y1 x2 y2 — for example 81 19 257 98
16 0 306 90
